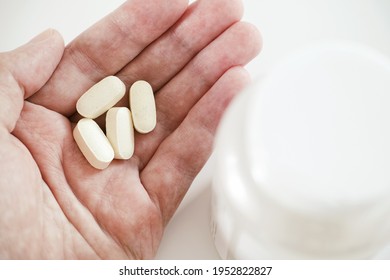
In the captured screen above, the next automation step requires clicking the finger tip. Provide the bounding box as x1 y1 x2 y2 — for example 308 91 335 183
230 0 245 20
49 28 65 48
238 21 263 57
226 66 251 85
212 0 244 22
29 28 65 64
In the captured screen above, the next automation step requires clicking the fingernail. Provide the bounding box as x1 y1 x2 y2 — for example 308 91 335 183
29 28 54 43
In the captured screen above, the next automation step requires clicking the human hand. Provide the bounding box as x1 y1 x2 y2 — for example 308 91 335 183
0 0 261 259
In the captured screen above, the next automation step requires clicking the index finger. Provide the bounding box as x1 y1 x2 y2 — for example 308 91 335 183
28 0 188 116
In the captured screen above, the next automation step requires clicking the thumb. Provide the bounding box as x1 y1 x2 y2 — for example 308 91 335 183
0 29 64 133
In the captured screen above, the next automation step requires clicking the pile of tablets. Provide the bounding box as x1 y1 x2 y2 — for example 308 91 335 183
73 76 156 169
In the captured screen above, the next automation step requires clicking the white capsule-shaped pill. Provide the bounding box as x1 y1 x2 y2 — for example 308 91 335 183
73 118 114 170
106 107 135 159
76 76 126 119
130 80 157 133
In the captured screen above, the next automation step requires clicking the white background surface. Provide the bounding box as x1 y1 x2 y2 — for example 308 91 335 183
0 0 389 259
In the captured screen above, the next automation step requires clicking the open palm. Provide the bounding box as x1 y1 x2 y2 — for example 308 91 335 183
0 0 260 259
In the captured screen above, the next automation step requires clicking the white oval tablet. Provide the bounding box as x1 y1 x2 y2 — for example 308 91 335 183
76 76 126 119
106 107 135 159
130 80 156 133
73 118 114 170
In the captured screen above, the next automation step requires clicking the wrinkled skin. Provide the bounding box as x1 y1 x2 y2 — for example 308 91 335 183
0 0 261 259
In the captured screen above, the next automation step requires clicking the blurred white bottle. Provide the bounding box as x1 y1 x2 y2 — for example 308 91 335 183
211 42 390 259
